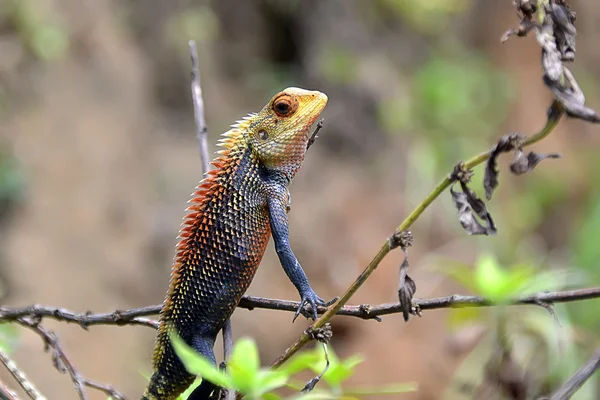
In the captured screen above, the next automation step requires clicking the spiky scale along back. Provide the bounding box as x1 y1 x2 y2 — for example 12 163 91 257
142 88 328 400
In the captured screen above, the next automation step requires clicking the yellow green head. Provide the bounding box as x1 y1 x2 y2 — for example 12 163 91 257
238 87 328 180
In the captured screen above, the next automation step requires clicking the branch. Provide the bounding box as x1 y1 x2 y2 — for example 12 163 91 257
189 40 210 174
0 305 159 329
268 104 564 368
2 287 599 329
188 40 235 400
546 347 600 400
0 347 42 400
17 318 126 400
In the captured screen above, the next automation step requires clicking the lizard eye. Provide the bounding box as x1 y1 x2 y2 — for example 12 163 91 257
272 94 298 117
257 129 269 141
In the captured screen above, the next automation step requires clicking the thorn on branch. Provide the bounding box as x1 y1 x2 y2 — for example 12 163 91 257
358 304 382 322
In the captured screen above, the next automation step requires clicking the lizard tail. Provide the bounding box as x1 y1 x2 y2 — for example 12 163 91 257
140 370 194 400
187 380 217 399
140 373 217 400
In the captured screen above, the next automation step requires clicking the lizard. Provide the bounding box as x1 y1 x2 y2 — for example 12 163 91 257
141 87 330 400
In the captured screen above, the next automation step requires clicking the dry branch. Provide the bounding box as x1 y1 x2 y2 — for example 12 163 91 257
0 347 44 400
1 287 599 330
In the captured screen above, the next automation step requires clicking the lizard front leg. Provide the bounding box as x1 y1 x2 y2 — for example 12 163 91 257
268 196 329 321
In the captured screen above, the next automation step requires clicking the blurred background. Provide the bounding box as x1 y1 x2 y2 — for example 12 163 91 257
0 0 599 399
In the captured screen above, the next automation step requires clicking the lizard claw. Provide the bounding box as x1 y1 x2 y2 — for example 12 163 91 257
293 290 336 322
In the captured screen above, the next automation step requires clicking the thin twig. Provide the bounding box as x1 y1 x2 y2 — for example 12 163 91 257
0 348 41 400
221 318 236 400
546 347 600 400
17 318 126 400
189 40 210 174
188 39 236 400
0 380 19 400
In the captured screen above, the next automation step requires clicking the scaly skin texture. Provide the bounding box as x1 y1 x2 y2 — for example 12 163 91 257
142 88 328 400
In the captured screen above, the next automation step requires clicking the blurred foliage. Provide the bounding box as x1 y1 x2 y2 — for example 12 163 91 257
166 6 219 54
0 323 19 355
379 46 514 166
172 335 416 399
569 189 600 332
2 0 69 61
377 0 471 33
317 47 358 86
439 255 597 399
0 151 25 222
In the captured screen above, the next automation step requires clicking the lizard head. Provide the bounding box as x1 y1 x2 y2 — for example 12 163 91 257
247 87 328 180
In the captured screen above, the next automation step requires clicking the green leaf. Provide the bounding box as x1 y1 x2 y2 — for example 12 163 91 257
170 332 234 389
473 254 534 301
256 370 288 395
279 351 322 376
317 351 364 388
227 338 261 394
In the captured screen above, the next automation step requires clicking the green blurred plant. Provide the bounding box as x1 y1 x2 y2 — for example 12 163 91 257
0 151 26 222
171 334 416 399
377 0 471 33
0 323 19 355
4 0 69 61
438 254 596 399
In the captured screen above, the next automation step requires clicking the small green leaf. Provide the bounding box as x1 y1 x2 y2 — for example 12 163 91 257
227 338 261 394
313 349 363 388
256 370 289 394
279 351 322 376
170 332 233 389
474 254 509 301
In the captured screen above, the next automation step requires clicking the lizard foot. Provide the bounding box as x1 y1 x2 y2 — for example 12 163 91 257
294 290 337 322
